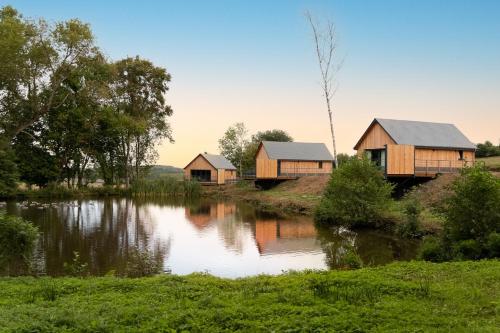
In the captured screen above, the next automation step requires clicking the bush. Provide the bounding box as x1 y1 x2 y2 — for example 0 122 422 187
486 232 500 257
419 237 447 262
444 166 500 243
0 213 39 274
397 198 424 238
122 246 162 278
452 239 483 260
314 157 394 228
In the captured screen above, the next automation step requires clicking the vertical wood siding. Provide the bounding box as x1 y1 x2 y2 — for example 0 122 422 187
356 123 395 154
184 155 217 182
386 144 415 175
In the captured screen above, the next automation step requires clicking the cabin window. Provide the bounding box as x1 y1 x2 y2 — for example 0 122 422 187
319 161 323 169
459 150 464 160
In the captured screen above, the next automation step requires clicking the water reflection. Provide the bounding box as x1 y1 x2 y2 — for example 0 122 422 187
4 198 419 277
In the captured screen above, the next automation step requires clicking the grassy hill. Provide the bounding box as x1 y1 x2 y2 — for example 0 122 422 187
477 156 500 171
147 165 183 180
0 260 498 332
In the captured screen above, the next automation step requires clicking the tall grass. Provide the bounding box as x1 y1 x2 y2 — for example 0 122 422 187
131 177 201 198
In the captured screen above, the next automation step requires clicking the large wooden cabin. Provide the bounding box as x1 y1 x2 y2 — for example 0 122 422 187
354 118 476 177
255 141 334 179
184 153 237 185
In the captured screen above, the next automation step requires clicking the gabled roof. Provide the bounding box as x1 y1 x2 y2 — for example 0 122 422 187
354 118 476 150
260 141 334 161
203 153 236 169
184 153 236 170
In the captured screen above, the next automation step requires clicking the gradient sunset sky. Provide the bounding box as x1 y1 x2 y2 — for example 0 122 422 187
5 0 500 167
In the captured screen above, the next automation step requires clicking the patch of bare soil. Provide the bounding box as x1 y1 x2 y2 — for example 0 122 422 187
272 175 330 196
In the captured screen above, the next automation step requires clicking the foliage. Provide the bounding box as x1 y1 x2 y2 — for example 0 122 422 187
336 153 352 167
396 198 424 238
475 140 500 158
314 157 394 228
131 177 201 197
218 122 248 176
419 237 447 262
241 129 293 173
63 252 89 277
122 246 162 278
444 166 500 243
0 6 174 189
420 166 500 262
0 146 18 197
0 213 38 274
0 261 499 331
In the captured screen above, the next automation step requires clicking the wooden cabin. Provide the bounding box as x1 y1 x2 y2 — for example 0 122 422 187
184 153 237 184
255 141 334 179
354 118 476 177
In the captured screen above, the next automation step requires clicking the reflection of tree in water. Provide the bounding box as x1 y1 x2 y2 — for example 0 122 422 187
12 198 170 276
316 226 420 269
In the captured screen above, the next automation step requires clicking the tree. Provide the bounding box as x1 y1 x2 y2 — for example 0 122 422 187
476 141 500 158
305 11 342 168
0 145 18 196
110 57 174 187
314 157 394 228
0 6 100 142
242 129 293 172
218 123 248 176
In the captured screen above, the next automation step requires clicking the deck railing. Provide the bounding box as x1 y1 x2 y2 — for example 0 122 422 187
414 159 474 176
278 167 331 177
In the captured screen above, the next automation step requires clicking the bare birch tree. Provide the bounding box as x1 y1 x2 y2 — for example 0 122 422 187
305 11 342 168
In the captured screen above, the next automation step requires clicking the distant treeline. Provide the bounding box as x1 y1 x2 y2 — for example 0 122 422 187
0 6 173 196
476 141 500 158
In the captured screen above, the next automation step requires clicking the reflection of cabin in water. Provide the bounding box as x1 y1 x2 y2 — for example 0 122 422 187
184 153 237 184
354 118 476 177
255 141 334 179
254 219 319 254
185 202 236 229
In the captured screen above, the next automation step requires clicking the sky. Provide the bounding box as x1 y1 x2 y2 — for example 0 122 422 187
4 0 500 167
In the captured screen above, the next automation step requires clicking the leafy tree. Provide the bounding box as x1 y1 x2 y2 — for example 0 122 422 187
13 133 58 188
242 129 293 172
476 141 500 158
315 157 394 228
0 145 18 197
218 123 248 176
0 6 100 141
420 166 500 261
444 166 500 243
110 57 174 187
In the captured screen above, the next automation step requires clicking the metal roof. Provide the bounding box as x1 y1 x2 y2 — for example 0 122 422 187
202 153 236 170
373 118 476 150
261 141 334 161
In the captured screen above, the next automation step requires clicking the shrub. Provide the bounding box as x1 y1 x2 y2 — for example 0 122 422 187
122 246 162 278
397 198 424 238
486 232 500 257
451 239 483 260
314 157 394 228
444 166 500 243
0 213 39 274
419 237 447 262
63 251 89 276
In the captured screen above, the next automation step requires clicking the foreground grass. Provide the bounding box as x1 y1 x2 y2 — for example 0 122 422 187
0 261 499 332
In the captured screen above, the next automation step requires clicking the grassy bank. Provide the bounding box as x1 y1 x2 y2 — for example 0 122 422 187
0 260 498 332
204 176 329 216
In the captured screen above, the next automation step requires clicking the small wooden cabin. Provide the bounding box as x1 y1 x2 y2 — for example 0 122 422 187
184 153 237 184
255 141 334 179
354 118 476 177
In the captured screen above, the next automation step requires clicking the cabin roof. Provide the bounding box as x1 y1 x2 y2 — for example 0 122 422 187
261 141 334 161
201 153 236 170
355 118 476 150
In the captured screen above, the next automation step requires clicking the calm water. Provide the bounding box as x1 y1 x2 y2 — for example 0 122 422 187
4 198 419 277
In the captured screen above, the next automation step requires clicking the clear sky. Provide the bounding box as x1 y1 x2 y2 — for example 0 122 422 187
4 0 500 167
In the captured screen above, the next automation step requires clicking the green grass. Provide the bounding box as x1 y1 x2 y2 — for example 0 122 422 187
0 260 499 332
478 156 500 171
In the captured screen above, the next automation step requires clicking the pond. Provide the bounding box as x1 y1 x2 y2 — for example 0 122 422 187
3 198 420 277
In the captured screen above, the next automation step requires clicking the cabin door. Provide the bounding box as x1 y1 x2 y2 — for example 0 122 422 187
191 169 211 182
